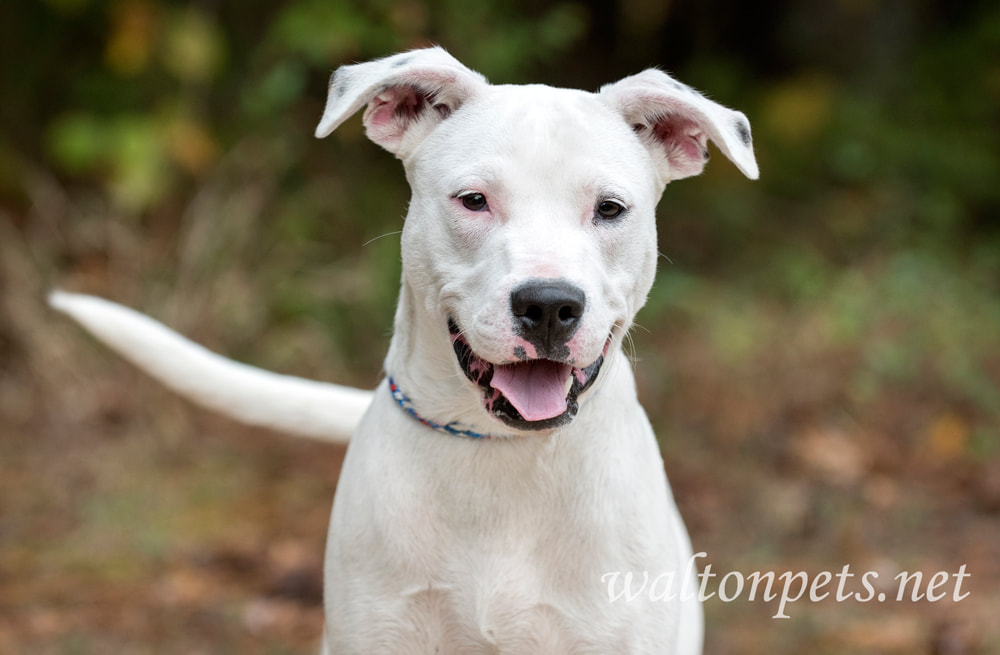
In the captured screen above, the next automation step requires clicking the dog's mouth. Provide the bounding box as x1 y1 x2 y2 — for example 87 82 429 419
448 320 608 431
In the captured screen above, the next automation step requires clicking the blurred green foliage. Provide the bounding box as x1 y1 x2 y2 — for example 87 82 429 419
4 0 587 212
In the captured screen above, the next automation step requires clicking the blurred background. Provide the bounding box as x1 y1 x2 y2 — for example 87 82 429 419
1 0 998 653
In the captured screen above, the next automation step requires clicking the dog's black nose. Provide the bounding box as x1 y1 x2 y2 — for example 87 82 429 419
510 280 586 353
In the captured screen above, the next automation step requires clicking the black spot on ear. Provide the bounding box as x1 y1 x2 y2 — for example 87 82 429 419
391 55 414 69
702 148 710 160
734 119 752 146
328 70 349 98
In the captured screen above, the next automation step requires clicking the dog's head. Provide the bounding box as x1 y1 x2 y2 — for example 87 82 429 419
316 48 757 433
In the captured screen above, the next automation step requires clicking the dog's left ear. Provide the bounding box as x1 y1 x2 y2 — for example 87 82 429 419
600 69 759 181
315 47 489 159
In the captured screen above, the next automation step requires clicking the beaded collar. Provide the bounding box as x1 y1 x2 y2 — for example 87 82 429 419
387 377 497 439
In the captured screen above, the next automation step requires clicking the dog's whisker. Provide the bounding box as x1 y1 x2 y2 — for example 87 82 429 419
362 230 403 247
623 329 640 366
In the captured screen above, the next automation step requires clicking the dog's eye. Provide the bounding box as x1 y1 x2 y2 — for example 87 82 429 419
460 193 489 212
596 200 626 220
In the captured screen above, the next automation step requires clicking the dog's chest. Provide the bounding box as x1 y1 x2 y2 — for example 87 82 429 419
396 580 650 654
326 411 678 652
362 543 670 654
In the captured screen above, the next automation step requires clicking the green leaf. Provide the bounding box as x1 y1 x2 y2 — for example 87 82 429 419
46 113 107 174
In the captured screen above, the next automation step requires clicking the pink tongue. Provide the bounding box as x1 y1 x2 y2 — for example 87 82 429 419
490 360 572 422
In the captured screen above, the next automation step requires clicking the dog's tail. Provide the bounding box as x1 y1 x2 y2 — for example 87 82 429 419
49 291 372 443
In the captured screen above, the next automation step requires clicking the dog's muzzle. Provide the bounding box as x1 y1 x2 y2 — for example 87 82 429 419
448 320 608 431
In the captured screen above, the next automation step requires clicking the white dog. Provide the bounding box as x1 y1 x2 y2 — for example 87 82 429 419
52 47 757 654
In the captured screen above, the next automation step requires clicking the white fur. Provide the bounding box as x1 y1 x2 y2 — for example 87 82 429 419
54 47 758 654
48 290 370 442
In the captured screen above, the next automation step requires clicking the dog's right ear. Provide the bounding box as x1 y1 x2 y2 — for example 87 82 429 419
599 69 759 182
314 47 488 159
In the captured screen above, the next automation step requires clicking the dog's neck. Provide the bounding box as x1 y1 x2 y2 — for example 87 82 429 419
384 280 505 436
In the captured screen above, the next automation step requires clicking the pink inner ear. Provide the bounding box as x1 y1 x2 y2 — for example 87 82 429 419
654 118 703 155
363 86 431 148
366 95 396 128
366 87 422 128
651 114 710 179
